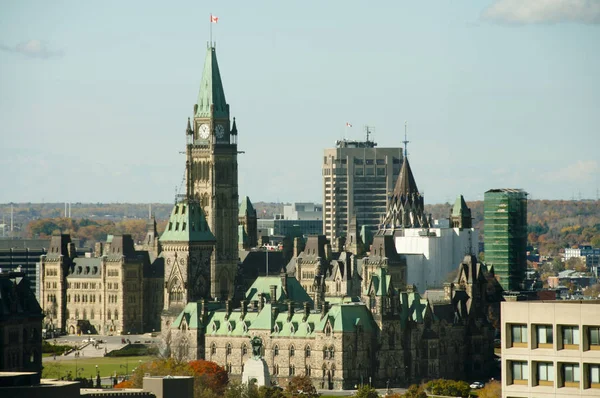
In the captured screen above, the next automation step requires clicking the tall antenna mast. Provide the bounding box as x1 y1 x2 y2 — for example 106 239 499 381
403 121 410 158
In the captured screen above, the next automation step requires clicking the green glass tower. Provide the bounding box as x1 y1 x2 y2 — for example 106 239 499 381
484 189 528 291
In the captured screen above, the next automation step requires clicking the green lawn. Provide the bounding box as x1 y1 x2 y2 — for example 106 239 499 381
42 356 155 380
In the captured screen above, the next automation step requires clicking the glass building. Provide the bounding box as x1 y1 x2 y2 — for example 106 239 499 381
484 189 528 291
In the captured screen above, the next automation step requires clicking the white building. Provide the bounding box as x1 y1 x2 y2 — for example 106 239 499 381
376 155 478 291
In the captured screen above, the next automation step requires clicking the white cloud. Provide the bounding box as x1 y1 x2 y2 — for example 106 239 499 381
541 160 599 182
0 39 64 59
482 0 600 24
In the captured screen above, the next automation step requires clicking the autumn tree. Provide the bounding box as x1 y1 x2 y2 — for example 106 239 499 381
401 384 426 398
189 360 228 393
114 379 135 388
477 380 501 398
285 375 318 398
424 379 470 397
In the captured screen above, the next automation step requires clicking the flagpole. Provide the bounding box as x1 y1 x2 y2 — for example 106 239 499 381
210 14 213 46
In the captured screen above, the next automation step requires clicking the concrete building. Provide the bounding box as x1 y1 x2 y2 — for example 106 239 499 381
565 246 600 276
0 271 43 373
284 203 323 221
322 138 403 250
484 189 528 291
0 372 79 398
501 300 600 397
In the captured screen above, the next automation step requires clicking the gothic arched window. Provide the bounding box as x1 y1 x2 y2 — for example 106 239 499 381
274 345 279 356
290 345 295 357
305 346 311 358
226 343 232 355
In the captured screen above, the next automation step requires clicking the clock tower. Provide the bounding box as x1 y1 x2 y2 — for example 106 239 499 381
188 44 239 299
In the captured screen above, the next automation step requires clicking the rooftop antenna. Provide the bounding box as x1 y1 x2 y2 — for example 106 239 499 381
365 126 372 143
403 121 410 158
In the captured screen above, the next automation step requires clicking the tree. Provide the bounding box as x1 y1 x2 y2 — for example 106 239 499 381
477 380 501 398
425 379 470 397
285 375 318 398
114 379 135 388
189 360 228 393
355 384 379 398
401 384 426 398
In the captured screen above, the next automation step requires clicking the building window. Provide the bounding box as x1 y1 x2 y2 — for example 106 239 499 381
274 345 279 356
537 362 554 386
561 363 580 387
211 343 216 355
511 324 528 347
511 361 529 385
589 364 600 389
561 326 580 349
242 345 247 356
536 325 553 348
226 344 232 355
588 326 600 350
290 346 295 357
305 346 311 358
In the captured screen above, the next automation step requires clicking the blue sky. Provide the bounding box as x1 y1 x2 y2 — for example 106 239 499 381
1 0 599 205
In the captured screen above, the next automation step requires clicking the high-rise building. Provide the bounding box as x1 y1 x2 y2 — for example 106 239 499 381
188 45 239 299
322 138 402 250
484 189 528 291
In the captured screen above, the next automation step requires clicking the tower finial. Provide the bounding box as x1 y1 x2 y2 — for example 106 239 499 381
403 121 410 158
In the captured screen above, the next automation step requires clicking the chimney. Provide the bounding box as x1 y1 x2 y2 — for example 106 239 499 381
293 237 303 257
67 242 76 259
287 300 294 321
94 242 103 257
321 301 329 318
443 282 454 301
225 299 232 319
303 301 310 321
271 305 278 321
269 285 277 304
280 269 288 297
252 300 259 311
200 299 208 319
241 300 248 317
258 294 265 311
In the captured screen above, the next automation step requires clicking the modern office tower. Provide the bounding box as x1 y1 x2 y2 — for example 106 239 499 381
484 189 528 291
322 138 402 250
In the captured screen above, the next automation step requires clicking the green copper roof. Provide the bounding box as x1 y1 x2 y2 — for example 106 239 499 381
159 200 215 242
452 195 470 216
245 276 313 305
195 46 228 119
239 196 256 217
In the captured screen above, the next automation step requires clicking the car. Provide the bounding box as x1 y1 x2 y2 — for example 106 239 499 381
470 381 484 389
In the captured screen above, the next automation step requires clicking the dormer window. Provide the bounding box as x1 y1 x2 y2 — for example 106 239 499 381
182 222 187 231
212 323 217 332
228 322 233 332
168 222 173 231
182 205 186 215
175 222 180 231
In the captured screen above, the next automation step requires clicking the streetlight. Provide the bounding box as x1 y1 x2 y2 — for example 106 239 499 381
120 359 129 379
95 365 101 388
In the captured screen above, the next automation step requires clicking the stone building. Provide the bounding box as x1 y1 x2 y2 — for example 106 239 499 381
0 270 43 372
39 233 163 335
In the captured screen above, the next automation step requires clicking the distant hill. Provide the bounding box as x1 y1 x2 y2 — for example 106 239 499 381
1 200 598 255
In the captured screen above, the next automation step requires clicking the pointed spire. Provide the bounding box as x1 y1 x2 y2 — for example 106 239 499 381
195 46 228 119
392 157 419 198
231 117 238 135
186 117 193 135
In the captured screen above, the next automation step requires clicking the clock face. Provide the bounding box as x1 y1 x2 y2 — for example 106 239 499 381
198 124 210 139
215 124 225 139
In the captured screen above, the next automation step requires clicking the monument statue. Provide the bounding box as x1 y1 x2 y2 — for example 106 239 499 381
242 335 271 386
250 336 263 359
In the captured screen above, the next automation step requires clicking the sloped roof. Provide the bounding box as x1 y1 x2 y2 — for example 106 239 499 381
245 276 313 305
239 196 256 217
0 272 43 321
195 46 228 119
452 195 470 216
391 157 419 199
159 200 215 243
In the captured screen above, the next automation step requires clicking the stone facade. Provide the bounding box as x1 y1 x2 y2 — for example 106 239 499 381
0 271 43 372
39 233 163 335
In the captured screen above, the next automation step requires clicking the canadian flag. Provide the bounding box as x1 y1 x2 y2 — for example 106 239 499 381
345 122 352 127
210 15 219 23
